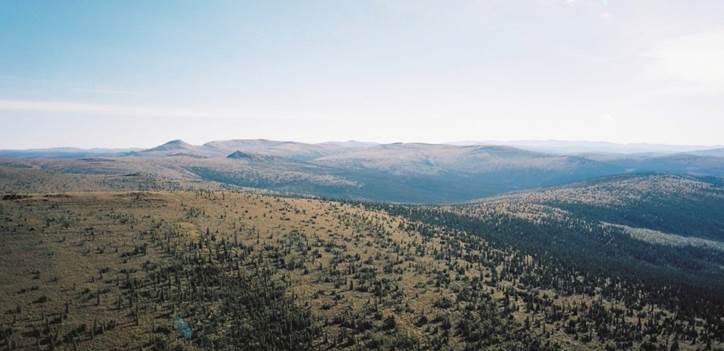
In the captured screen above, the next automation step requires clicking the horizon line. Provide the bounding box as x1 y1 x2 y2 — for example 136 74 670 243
1 138 722 152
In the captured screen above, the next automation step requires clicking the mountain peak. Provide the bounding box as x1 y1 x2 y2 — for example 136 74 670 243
131 139 204 157
143 139 194 152
161 139 191 147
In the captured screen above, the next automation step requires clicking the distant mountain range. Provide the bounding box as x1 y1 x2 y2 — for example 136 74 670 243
1 139 723 202
3 139 722 158
451 140 723 155
0 147 141 159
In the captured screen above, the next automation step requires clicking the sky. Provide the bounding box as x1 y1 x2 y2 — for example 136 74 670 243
1 0 723 149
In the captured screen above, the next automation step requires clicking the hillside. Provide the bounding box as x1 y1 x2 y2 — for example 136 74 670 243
377 175 724 293
0 155 357 197
1 189 721 350
483 174 724 241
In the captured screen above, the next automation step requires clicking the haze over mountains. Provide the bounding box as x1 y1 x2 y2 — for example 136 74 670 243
2 138 724 203
2 140 724 350
3 139 722 158
452 140 722 155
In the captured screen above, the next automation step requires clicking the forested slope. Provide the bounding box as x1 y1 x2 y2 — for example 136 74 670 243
1 187 721 350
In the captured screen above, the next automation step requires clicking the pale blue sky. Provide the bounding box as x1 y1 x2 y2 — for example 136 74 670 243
1 0 723 148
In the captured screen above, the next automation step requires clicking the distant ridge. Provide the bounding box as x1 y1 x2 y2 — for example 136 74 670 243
3 138 724 203
0 147 139 159
687 147 724 158
132 139 217 157
141 139 194 153
450 140 722 155
6 138 722 159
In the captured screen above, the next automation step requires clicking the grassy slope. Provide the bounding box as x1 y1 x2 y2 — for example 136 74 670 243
1 190 721 350
436 174 724 288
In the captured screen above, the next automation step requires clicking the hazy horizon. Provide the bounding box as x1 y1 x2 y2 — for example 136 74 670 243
0 137 722 151
2 3 724 349
2 1 723 148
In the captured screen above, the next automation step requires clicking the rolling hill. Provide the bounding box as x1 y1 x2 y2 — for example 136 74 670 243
375 174 724 293
2 139 724 203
